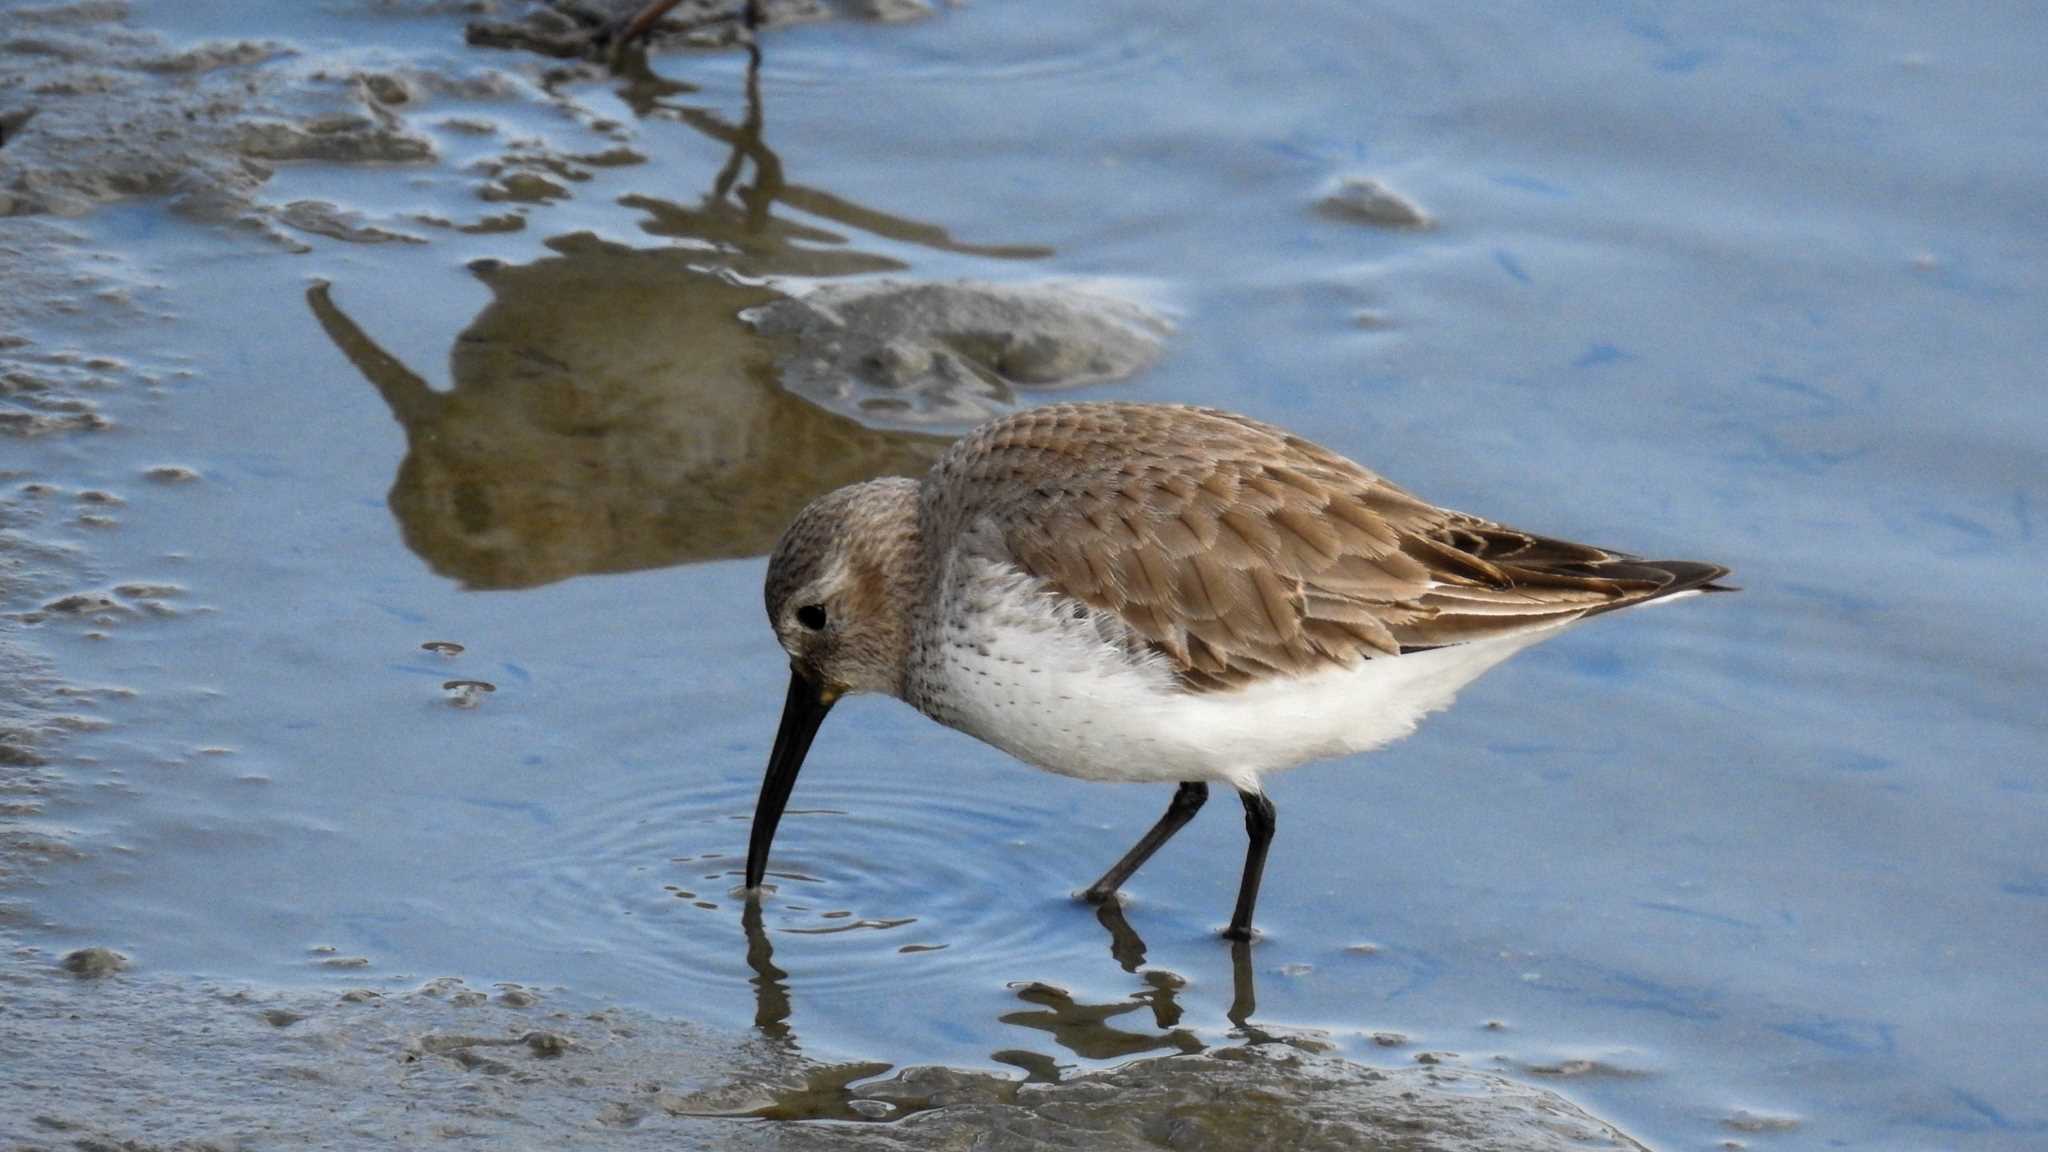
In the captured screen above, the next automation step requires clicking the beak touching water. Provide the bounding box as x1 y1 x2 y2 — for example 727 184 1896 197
744 669 838 891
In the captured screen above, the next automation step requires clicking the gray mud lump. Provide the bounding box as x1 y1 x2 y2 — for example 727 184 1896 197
742 279 1171 427
1317 176 1433 230
60 947 127 978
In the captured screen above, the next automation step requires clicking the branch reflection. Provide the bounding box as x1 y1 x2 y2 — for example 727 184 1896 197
611 37 1054 270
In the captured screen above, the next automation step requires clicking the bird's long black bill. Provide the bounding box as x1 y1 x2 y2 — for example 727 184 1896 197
745 670 835 891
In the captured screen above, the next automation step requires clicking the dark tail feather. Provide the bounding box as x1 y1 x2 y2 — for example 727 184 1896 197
1581 559 1735 617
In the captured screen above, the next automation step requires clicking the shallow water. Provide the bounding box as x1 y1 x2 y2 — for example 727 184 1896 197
7 1 2046 1148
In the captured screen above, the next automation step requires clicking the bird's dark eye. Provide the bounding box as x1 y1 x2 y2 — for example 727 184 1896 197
795 604 828 631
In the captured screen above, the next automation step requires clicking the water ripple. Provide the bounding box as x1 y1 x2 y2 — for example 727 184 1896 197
491 771 1079 1000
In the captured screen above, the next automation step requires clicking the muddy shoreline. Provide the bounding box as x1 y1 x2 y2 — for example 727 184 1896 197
0 2 1670 1147
3 965 1651 1150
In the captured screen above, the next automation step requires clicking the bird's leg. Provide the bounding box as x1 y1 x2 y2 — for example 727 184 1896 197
1082 782 1207 903
1223 789 1275 941
597 0 685 52
598 0 759 55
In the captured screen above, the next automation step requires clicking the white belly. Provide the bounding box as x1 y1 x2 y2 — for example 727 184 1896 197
909 552 1568 794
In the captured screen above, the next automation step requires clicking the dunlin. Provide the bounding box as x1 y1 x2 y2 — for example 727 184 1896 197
749 403 1729 940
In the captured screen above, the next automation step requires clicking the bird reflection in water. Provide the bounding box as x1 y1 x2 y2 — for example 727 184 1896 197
738 893 1291 1120
1092 899 1267 1045
308 259 945 589
309 26 1053 590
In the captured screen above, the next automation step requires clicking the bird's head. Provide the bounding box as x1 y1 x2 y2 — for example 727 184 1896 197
749 477 921 890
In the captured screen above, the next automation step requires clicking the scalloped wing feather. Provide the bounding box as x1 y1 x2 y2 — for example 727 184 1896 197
925 404 1728 693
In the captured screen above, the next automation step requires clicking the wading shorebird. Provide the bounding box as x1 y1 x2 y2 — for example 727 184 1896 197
748 403 1729 940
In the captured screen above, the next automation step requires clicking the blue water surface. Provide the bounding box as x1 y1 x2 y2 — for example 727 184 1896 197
17 2 2046 1148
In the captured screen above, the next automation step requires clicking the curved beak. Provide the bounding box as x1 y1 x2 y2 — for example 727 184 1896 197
745 669 837 891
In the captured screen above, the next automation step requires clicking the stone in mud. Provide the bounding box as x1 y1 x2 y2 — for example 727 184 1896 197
742 279 1172 427
60 946 127 977
1317 176 1434 230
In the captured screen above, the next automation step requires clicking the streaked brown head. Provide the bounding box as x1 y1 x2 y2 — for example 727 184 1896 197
762 476 923 699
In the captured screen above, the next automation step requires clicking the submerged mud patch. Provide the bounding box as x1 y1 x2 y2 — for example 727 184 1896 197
0 462 115 894
0 216 201 918
0 1 464 247
0 639 88 892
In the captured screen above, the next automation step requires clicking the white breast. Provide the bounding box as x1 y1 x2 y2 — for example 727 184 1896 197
907 540 1570 794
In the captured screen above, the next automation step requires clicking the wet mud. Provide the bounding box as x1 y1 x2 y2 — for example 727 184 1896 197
1 335 161 899
0 958 1651 1151
0 2 430 247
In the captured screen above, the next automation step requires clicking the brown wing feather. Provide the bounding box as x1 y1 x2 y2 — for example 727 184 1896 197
925 403 1729 693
